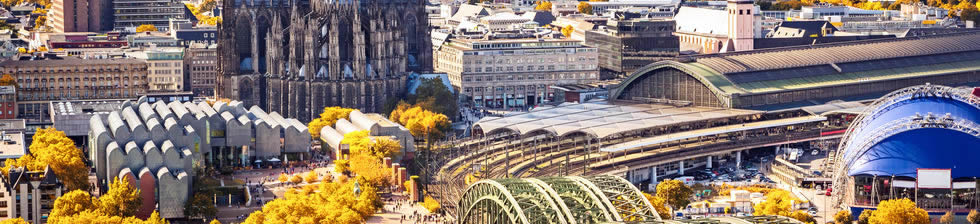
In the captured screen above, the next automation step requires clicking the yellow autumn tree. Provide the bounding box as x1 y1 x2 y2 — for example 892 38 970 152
349 153 391 188
0 74 16 87
420 195 440 213
535 1 552 10
209 219 221 224
643 193 672 219
98 177 143 217
278 173 289 183
655 179 693 210
869 198 929 224
308 107 356 139
0 218 28 224
135 24 158 32
834 210 852 224
290 174 303 184
3 127 88 191
305 171 319 183
334 159 350 174
561 25 574 37
48 177 163 224
578 2 593 14
753 190 794 216
243 178 381 224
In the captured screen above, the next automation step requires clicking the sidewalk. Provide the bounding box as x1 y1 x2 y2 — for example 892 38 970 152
367 193 451 224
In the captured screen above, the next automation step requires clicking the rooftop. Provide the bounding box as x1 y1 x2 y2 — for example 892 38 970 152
473 100 760 139
674 31 980 95
0 57 145 67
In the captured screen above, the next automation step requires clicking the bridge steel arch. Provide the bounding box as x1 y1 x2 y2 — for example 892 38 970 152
458 175 660 224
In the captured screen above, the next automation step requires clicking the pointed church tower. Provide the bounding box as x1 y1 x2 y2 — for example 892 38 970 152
727 0 754 51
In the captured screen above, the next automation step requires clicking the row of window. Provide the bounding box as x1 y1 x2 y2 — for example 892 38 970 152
463 72 597 82
464 84 549 93
464 64 597 73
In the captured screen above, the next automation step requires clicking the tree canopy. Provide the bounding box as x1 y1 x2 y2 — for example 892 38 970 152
3 127 88 191
578 2 593 14
308 107 356 139
243 178 381 224
655 179 693 210
135 24 158 32
389 102 451 142
642 193 672 219
48 178 165 224
834 210 852 224
868 198 930 224
535 1 553 10
968 210 980 224
561 25 574 37
0 74 16 87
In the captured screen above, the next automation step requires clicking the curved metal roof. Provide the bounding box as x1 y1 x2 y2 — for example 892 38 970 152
836 85 980 178
473 101 759 139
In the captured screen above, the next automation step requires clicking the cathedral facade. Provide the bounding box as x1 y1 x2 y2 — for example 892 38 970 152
217 0 432 122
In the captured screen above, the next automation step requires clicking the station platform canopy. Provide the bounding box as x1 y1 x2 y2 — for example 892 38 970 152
473 101 761 139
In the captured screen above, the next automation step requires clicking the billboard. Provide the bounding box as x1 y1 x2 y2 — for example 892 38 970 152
917 169 952 189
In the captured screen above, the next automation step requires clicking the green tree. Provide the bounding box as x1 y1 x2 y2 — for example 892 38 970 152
655 179 693 210
184 193 217 219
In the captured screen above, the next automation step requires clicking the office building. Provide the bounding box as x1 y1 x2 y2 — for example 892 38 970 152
113 0 186 31
185 43 216 97
0 167 62 224
585 18 679 79
436 38 599 108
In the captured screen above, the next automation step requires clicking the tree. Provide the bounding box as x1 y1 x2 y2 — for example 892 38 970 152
411 77 458 119
0 74 16 87
348 154 391 188
98 177 142 217
834 210 852 224
199 0 217 13
278 173 289 182
308 107 356 139
34 16 46 31
135 24 158 32
420 195 440 213
753 190 794 216
243 180 381 224
869 198 929 224
642 193 672 219
370 137 402 159
290 174 303 184
969 210 980 224
3 128 88 191
184 193 217 219
561 25 574 37
940 211 954 224
334 159 350 175
578 2 593 14
787 210 816 223
655 179 693 210
305 171 319 184
209 220 221 224
961 6 980 22
535 1 552 10
0 218 28 224
49 190 97 218
857 209 873 224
